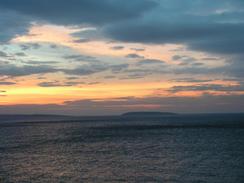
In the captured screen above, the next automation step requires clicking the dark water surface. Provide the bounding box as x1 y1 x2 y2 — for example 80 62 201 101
0 114 244 182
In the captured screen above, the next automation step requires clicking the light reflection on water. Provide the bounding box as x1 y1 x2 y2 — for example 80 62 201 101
0 119 244 182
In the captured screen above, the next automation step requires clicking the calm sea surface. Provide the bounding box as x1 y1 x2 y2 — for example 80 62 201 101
0 114 244 182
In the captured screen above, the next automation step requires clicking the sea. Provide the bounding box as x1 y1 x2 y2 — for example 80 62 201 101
0 114 244 183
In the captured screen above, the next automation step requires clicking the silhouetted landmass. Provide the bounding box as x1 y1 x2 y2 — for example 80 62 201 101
0 114 75 123
0 113 244 129
122 111 177 116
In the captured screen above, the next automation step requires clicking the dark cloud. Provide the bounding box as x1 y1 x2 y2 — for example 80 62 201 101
50 44 58 49
0 61 131 77
122 68 154 78
87 82 100 85
63 64 129 76
15 52 26 57
1 0 243 58
168 84 244 93
37 76 46 80
172 55 202 66
38 81 81 87
0 0 156 25
110 46 124 50
201 57 220 61
119 73 145 80
71 29 103 41
191 62 204 66
219 56 244 78
0 64 56 76
137 59 165 65
172 64 220 75
63 54 98 63
20 43 41 50
172 55 185 61
0 81 16 85
170 47 185 52
1 0 244 57
172 78 213 83
175 55 198 63
131 48 145 52
0 51 9 57
73 38 90 43
104 0 244 55
110 64 129 72
22 60 59 65
0 10 31 42
63 64 107 76
104 75 116 79
0 92 7 97
66 76 80 80
126 53 144 59
105 22 244 54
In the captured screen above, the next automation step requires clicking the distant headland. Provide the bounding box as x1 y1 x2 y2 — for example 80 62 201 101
121 111 178 116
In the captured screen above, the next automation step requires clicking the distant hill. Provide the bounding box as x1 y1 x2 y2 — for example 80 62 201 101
0 114 75 123
122 111 177 116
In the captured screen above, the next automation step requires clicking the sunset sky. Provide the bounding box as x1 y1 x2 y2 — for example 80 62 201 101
0 0 244 115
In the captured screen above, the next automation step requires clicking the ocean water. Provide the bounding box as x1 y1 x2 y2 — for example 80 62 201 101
0 114 244 182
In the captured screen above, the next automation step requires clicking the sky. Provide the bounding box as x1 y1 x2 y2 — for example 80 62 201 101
0 0 244 115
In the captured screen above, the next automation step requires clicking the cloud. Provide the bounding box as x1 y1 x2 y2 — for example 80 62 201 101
0 60 131 77
103 75 116 79
38 81 81 87
191 62 204 66
122 68 154 78
71 28 103 41
110 46 124 50
225 59 244 78
0 0 157 25
49 44 58 49
165 55 198 66
105 21 244 54
0 81 16 85
201 57 220 61
0 90 7 97
0 51 9 57
73 38 90 43
0 64 57 76
87 82 100 85
66 76 80 80
168 84 244 93
20 43 41 50
1 0 243 57
131 48 145 52
22 60 59 65
0 0 243 88
110 64 129 73
15 52 26 57
137 59 165 65
172 55 196 62
1 0 243 58
0 10 31 42
63 64 107 76
63 54 98 63
66 63 129 76
172 78 213 83
103 0 244 55
126 53 144 59
119 73 145 80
